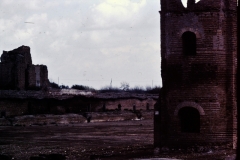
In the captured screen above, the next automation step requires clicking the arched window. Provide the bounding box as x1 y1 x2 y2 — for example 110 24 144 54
178 107 200 133
182 31 196 56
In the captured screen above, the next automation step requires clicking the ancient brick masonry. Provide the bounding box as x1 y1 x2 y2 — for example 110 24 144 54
155 0 237 149
0 46 49 90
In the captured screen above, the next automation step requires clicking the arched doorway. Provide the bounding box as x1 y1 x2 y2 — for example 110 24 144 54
182 31 196 56
178 107 200 133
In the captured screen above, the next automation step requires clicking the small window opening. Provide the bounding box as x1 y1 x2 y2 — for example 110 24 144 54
182 31 196 56
178 107 200 133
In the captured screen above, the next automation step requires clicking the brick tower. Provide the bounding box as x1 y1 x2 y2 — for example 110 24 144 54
155 0 237 149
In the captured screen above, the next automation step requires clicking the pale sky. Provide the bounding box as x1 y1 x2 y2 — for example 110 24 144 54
0 0 192 89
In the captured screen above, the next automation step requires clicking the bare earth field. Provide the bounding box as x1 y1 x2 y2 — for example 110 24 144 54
0 117 236 160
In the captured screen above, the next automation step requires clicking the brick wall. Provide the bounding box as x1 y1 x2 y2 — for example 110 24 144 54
27 65 36 88
39 65 49 89
0 63 13 89
155 0 237 148
26 65 48 89
0 97 156 117
0 46 49 90
15 63 26 90
96 98 156 111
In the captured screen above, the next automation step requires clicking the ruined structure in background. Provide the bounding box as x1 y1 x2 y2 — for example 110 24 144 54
155 0 237 149
0 90 157 118
0 46 49 90
0 46 157 120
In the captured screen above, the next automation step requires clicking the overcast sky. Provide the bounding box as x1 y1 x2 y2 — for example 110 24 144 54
0 0 190 89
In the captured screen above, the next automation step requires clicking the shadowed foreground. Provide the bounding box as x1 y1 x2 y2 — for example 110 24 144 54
0 119 235 160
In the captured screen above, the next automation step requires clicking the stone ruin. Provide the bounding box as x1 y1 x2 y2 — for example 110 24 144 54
0 46 158 119
0 46 49 90
155 0 237 149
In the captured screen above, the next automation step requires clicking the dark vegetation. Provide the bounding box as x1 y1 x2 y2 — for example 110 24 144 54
49 82 95 91
49 82 60 89
49 81 161 94
99 86 161 94
71 84 95 91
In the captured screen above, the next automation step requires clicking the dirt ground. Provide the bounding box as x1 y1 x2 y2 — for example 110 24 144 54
0 118 236 160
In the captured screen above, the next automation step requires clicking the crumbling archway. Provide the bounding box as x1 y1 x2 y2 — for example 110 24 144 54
174 101 205 116
181 0 201 8
174 101 204 133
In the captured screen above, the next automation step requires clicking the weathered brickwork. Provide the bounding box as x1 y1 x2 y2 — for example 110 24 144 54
155 0 237 149
0 46 49 90
0 90 157 117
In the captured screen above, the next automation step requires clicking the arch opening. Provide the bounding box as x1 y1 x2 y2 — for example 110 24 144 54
178 107 200 133
181 0 201 8
182 31 196 56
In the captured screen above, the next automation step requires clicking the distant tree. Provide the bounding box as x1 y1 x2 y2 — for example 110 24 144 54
146 86 161 94
130 86 145 93
71 85 87 90
99 85 111 91
50 82 60 89
60 85 69 89
120 82 130 91
99 86 121 93
71 84 95 91
145 86 152 91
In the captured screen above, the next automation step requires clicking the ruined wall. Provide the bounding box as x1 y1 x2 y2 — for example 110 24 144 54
27 65 36 88
27 65 49 89
156 0 237 148
96 99 156 111
0 90 157 116
0 63 13 89
39 65 49 89
15 63 27 90
0 97 156 117
0 46 49 90
1 46 32 66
